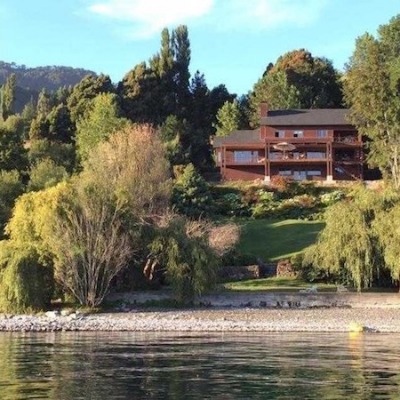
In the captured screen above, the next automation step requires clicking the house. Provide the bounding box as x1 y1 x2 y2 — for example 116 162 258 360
213 104 365 182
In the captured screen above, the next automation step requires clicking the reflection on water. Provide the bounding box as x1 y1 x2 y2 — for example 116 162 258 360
0 331 400 399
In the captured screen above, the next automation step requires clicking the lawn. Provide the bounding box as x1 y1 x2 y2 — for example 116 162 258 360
237 218 325 261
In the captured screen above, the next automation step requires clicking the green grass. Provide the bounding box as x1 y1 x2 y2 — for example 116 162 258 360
223 277 338 292
237 218 325 261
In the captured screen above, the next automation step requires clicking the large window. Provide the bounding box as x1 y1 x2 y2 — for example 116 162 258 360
317 129 328 138
233 151 258 163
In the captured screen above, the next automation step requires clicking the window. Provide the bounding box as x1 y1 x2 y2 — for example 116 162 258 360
279 170 292 176
275 130 285 138
317 129 328 138
307 170 322 176
306 152 326 159
233 151 258 163
293 130 304 138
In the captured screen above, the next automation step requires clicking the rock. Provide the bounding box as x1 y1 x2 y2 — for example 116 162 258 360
61 309 74 317
45 311 60 318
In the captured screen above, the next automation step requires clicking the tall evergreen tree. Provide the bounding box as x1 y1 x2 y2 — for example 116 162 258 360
1 73 17 120
344 15 400 188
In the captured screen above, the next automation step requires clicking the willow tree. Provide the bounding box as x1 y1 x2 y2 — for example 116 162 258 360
374 204 400 286
344 15 400 188
303 189 381 290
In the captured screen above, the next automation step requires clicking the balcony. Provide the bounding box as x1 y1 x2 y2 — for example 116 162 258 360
269 152 327 162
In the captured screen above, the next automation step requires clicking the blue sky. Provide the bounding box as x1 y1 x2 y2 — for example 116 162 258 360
1 0 399 95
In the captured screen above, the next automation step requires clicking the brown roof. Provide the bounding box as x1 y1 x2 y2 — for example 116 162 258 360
261 109 351 126
213 129 262 147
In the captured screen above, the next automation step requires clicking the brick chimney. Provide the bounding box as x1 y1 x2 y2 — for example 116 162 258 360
260 102 269 118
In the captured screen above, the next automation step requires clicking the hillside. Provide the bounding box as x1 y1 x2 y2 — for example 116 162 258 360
0 61 97 92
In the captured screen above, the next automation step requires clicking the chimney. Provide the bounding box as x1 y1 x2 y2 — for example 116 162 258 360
260 102 269 118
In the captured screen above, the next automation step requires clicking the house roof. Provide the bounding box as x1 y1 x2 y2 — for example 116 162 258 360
213 129 262 147
261 108 351 126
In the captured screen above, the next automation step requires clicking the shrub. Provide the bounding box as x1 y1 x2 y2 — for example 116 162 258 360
320 190 346 206
172 164 213 218
0 242 54 313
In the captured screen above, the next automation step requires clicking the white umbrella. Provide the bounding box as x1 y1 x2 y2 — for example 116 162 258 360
273 142 296 151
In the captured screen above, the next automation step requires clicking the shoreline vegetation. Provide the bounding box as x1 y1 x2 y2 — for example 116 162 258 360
1 292 400 333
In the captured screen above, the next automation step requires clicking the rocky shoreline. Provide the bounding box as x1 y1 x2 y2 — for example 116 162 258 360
1 292 400 333
2 307 400 333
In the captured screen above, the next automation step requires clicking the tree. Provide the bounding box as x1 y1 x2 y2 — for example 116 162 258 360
0 242 53 313
50 125 171 306
373 203 400 286
303 186 394 290
50 184 133 307
249 70 301 126
67 74 115 122
1 73 16 120
344 15 400 188
28 139 75 173
82 124 171 215
28 158 68 192
214 100 241 136
172 163 213 218
0 170 24 237
272 49 343 108
148 214 239 303
76 93 128 162
47 104 74 143
0 126 27 172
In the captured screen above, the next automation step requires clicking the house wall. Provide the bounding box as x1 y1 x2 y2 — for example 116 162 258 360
261 125 357 139
223 166 265 181
270 165 327 180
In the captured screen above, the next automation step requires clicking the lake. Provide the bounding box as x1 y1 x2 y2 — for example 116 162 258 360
0 332 400 399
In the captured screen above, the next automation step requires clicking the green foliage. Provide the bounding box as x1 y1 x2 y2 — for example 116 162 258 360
344 15 400 188
28 158 68 192
302 187 397 290
320 190 346 206
1 73 16 120
46 104 74 143
28 139 75 173
373 203 400 282
0 125 27 172
0 61 96 92
214 100 241 137
250 70 300 126
172 164 213 218
0 170 24 237
249 50 343 126
149 216 219 303
76 93 128 162
67 74 115 122
0 242 53 313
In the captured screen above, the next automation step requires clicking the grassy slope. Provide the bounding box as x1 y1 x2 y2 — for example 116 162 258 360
237 218 325 261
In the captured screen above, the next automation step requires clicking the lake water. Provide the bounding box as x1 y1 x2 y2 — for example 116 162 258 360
1 332 400 399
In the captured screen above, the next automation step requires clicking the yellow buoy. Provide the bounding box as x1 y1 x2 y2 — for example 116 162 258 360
349 322 364 333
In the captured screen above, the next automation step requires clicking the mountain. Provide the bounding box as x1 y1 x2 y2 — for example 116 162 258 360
0 61 97 91
0 61 98 113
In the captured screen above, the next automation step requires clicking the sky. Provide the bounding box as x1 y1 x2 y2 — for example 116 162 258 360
1 0 399 96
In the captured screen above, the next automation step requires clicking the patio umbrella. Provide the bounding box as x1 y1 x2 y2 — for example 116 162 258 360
273 142 296 152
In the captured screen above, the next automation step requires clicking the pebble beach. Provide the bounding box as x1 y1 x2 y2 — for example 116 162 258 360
1 308 400 333
1 292 400 333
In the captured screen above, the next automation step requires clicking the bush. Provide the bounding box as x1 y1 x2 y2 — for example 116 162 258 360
320 190 346 206
0 242 54 313
172 164 214 218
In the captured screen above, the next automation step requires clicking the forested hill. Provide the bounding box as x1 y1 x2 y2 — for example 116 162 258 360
0 61 97 91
